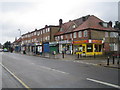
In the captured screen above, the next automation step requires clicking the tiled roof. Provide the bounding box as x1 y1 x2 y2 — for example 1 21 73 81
73 15 115 32
55 15 116 36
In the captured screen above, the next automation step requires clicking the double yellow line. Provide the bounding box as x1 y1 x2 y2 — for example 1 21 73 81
0 63 31 90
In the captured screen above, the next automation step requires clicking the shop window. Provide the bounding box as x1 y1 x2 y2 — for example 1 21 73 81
95 45 99 52
87 44 93 52
78 45 82 52
95 45 102 52
99 45 102 52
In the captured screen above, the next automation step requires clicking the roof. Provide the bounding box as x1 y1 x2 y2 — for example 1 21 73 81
55 15 116 36
73 15 115 32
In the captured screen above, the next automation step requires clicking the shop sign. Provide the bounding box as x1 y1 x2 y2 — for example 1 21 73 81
73 40 89 44
36 42 42 45
59 40 72 44
49 42 58 45
91 40 102 44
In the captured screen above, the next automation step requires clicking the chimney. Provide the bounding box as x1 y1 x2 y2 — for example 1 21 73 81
45 25 48 28
108 21 112 27
82 17 86 22
15 37 17 41
59 19 63 27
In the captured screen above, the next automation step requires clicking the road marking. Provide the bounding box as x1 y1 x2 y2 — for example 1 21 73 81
39 66 69 74
86 78 120 89
73 61 97 66
0 63 31 90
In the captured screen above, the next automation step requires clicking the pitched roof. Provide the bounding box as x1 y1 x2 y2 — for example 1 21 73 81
55 15 116 36
73 15 115 32
55 15 89 36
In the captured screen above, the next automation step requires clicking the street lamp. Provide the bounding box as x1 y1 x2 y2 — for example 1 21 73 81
18 29 21 37
18 29 21 53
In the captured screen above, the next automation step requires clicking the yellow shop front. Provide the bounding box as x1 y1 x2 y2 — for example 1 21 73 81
73 40 103 56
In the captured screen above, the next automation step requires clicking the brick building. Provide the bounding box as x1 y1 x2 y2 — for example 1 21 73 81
21 25 59 54
54 15 119 56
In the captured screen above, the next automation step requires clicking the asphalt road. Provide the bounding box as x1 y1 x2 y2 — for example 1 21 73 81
1 52 119 88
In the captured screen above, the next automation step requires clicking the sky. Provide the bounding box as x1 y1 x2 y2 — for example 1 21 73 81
0 0 119 44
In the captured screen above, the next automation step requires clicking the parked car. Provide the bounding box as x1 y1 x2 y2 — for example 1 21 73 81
3 48 8 52
0 49 3 52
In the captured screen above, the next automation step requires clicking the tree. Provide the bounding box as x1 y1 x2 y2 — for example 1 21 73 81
3 41 11 51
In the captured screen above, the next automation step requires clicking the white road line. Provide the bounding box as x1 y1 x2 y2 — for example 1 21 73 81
86 78 120 89
0 63 31 90
39 66 69 74
73 61 97 66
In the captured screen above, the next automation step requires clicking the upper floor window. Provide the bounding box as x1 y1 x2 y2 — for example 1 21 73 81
41 30 42 34
61 35 63 40
83 30 88 37
110 32 118 37
78 31 82 37
55 37 57 41
43 29 45 33
73 32 77 38
70 33 72 38
34 32 36 35
102 23 108 28
72 25 76 29
105 32 108 37
48 36 50 40
60 28 63 31
48 28 50 32
58 36 60 40
66 35 68 39
46 28 50 33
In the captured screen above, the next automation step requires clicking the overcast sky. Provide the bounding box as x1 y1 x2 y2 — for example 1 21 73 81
0 0 119 44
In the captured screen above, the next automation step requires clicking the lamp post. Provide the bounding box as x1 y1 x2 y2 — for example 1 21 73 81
18 29 21 37
18 29 21 53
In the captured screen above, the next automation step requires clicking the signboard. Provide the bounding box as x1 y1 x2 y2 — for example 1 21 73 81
73 40 103 44
91 40 102 44
59 40 72 44
73 40 89 44
49 42 58 45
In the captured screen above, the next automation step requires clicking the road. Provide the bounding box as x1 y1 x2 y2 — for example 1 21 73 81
1 52 119 88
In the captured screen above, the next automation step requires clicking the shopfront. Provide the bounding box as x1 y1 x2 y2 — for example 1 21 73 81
36 42 42 54
73 39 103 56
43 42 50 53
59 40 72 54
49 42 59 54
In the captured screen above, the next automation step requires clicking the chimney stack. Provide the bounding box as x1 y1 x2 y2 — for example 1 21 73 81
59 19 63 27
108 21 112 27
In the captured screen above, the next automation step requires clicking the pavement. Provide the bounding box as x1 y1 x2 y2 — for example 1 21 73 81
13 51 120 69
38 53 120 69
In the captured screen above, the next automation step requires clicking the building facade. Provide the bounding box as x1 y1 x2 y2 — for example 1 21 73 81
54 15 119 56
21 25 59 54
